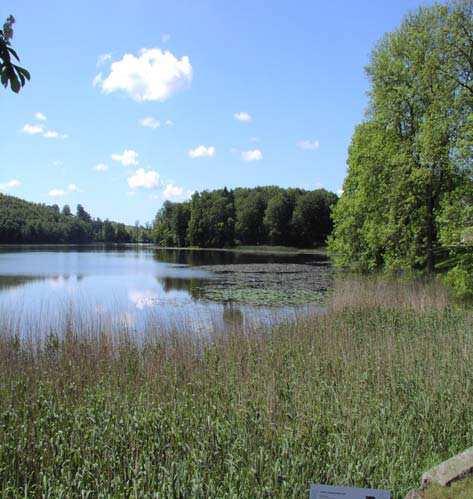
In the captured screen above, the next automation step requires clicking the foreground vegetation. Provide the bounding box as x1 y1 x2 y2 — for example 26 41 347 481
0 277 472 498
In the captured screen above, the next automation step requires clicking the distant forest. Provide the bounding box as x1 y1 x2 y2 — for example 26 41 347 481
153 186 338 248
0 187 338 247
0 193 151 243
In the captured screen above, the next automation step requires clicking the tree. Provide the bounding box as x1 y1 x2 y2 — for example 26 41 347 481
235 191 267 244
102 220 115 242
62 205 72 217
292 189 338 247
329 0 473 277
263 192 293 245
76 204 91 223
0 15 30 93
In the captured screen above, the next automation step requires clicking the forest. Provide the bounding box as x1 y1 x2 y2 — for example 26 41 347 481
152 186 338 248
0 193 151 243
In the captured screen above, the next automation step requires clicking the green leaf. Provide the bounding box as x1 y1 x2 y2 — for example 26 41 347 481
8 71 20 93
15 65 30 81
7 46 19 61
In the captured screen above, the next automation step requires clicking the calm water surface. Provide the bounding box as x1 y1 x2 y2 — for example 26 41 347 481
0 245 325 336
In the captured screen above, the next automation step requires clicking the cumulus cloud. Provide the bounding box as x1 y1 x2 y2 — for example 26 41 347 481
127 168 160 189
22 119 67 139
241 149 263 162
0 179 21 191
163 183 184 200
188 145 216 158
165 119 174 127
97 53 112 67
48 188 67 198
297 139 320 150
22 123 44 135
48 183 81 198
111 149 139 166
92 72 103 87
234 111 252 123
95 48 192 102
140 116 160 129
93 163 109 172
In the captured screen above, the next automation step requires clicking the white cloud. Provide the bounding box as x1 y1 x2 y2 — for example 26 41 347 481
234 111 252 123
241 149 263 162
0 179 21 191
161 33 171 43
52 160 63 167
48 188 67 198
22 123 44 135
22 122 67 139
188 145 216 158
43 130 68 139
97 53 112 67
95 48 192 102
93 163 109 172
92 72 103 87
111 149 139 166
140 116 160 129
35 112 47 121
43 130 58 139
163 183 184 200
297 139 320 150
165 119 174 127
127 168 160 189
48 183 80 197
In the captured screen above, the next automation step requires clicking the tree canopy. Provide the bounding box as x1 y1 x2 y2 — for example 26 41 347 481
329 0 473 294
0 193 151 244
153 186 338 248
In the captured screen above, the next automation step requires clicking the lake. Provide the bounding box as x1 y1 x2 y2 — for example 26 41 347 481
0 245 330 338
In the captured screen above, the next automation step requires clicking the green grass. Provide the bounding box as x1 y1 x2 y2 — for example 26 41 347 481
0 277 472 498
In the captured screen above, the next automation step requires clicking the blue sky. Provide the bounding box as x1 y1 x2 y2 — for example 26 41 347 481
0 0 429 224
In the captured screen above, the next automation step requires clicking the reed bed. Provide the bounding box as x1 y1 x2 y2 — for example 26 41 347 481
0 277 472 498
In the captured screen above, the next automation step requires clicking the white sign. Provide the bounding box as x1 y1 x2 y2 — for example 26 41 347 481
310 484 391 499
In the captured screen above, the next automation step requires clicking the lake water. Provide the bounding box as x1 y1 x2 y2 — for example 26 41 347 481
0 245 327 338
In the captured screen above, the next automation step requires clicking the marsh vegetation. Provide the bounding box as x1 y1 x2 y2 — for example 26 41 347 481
0 276 470 498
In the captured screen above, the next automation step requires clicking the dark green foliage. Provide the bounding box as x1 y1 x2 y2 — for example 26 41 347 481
153 201 191 247
0 15 30 93
154 186 338 248
292 190 338 247
0 193 151 243
329 0 473 294
187 188 236 248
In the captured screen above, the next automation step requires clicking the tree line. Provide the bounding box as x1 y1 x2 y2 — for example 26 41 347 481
328 0 473 295
0 193 151 243
153 186 338 248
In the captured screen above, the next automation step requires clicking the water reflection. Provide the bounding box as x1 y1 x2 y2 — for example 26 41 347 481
0 245 326 336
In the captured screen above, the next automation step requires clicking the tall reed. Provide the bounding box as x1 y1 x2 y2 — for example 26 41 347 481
0 277 471 498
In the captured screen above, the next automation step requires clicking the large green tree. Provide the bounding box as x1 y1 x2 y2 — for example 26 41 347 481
330 0 473 281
